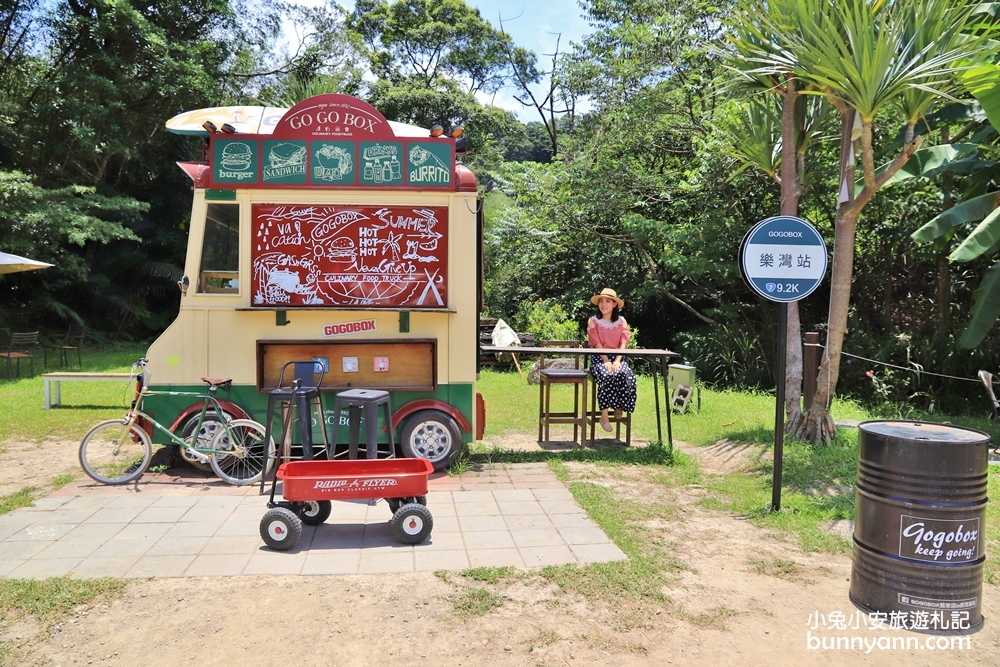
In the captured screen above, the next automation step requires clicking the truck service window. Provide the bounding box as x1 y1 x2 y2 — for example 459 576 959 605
198 203 240 293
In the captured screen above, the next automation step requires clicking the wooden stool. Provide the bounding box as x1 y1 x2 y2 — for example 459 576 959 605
537 341 589 446
587 376 632 446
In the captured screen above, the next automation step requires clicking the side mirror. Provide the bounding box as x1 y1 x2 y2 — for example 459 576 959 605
178 275 189 296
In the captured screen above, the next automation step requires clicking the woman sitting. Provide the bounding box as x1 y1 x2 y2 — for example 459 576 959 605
586 288 637 432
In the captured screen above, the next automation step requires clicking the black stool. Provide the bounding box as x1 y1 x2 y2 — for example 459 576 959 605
263 361 329 465
332 389 394 459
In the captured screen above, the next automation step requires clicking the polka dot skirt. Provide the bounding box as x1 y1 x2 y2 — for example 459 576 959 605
589 357 637 412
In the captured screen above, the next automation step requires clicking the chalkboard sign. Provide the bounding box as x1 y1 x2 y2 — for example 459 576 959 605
250 204 448 309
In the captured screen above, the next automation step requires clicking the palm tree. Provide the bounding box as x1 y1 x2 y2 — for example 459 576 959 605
728 0 997 443
723 0 814 434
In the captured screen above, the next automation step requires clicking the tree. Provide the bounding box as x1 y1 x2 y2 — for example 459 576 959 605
734 0 998 443
347 0 533 94
723 0 832 434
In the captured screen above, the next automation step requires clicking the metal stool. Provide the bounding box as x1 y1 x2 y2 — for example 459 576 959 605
332 388 395 459
262 361 329 464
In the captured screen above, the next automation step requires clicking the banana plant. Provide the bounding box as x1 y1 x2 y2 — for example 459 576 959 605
907 68 1000 348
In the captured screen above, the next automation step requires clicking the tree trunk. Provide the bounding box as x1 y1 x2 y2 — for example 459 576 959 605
799 107 856 444
780 74 805 434
935 127 954 342
785 301 804 433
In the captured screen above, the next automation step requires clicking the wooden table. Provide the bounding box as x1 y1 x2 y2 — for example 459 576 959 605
480 346 680 451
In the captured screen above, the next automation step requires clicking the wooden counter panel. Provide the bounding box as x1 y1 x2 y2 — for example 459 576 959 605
256 339 436 391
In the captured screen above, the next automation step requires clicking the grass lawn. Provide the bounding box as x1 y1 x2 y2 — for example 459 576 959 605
0 343 149 443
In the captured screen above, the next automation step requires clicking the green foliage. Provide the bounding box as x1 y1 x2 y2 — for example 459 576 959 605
516 299 580 343
348 0 533 94
0 171 144 262
961 262 1000 348
911 192 1000 243
0 0 281 338
674 323 769 390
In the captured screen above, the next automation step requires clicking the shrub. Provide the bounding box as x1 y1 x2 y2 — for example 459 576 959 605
516 299 580 342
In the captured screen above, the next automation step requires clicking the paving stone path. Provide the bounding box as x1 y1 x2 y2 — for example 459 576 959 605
0 463 625 578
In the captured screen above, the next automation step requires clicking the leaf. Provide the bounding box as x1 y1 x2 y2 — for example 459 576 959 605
881 143 981 186
911 193 1000 242
950 205 1000 262
963 65 1000 129
960 260 1000 348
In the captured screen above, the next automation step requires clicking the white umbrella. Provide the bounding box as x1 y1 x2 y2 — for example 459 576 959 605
0 251 54 275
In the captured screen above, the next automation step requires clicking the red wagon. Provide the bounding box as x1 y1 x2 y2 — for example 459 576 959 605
260 458 435 551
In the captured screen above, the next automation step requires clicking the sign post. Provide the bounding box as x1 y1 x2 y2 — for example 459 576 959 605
739 216 828 511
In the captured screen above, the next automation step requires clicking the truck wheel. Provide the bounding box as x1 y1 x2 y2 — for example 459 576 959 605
400 410 462 471
179 410 232 472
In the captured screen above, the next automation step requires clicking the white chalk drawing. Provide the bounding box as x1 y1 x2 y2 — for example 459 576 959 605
408 145 450 184
313 144 353 181
263 142 307 181
362 144 401 183
221 142 253 171
252 205 447 307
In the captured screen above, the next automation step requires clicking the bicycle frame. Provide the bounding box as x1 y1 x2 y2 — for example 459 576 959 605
122 360 246 457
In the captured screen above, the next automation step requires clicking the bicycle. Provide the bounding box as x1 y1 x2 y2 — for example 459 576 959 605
78 358 274 485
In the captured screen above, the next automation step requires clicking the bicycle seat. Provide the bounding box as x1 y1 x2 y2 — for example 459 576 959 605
201 376 233 392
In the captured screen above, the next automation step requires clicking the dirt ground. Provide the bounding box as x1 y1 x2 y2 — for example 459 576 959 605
1 435 998 666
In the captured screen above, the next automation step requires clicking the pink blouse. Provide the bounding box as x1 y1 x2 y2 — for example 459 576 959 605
587 315 630 350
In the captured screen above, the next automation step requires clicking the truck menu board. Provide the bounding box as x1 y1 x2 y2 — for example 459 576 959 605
250 204 449 309
208 94 455 190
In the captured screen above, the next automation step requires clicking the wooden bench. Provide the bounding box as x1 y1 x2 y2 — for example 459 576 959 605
43 372 131 409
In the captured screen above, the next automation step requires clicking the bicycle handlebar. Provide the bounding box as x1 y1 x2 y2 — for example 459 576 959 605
132 358 152 391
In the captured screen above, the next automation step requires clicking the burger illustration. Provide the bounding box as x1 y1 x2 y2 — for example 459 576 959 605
326 237 356 263
221 142 253 170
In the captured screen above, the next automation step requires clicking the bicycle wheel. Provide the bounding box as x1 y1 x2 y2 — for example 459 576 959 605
79 420 152 485
209 419 274 486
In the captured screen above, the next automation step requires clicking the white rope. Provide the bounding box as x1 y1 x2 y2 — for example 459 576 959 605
802 342 984 384
838 350 982 384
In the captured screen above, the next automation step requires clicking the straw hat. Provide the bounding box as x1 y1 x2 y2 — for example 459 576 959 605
590 288 624 309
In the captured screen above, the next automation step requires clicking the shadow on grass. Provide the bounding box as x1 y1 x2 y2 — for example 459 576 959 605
708 426 774 446
47 404 129 411
464 442 675 468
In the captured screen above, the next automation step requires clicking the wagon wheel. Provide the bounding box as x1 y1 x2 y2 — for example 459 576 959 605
260 507 302 551
390 503 433 544
386 495 426 514
297 500 332 526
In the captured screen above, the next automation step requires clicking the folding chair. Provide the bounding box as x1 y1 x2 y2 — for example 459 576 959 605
45 325 85 368
0 331 39 378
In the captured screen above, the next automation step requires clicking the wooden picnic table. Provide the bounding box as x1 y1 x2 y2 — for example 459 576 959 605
480 345 680 452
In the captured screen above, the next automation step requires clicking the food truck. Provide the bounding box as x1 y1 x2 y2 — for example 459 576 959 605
145 94 484 470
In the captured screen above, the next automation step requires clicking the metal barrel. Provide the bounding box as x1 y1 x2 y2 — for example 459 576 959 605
850 420 989 634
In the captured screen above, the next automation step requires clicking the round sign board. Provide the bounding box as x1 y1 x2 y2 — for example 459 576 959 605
739 216 827 302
